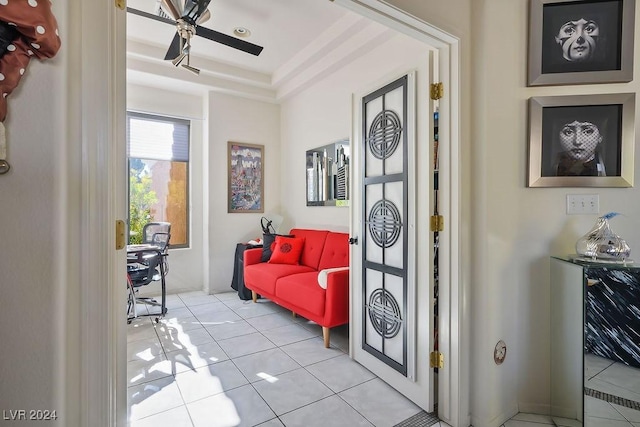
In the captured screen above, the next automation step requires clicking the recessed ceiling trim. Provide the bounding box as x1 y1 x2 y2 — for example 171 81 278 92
127 39 272 87
275 24 394 101
271 13 368 87
127 57 278 103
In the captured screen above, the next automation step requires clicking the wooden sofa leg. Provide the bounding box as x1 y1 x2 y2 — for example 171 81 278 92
251 291 257 303
322 327 330 348
292 311 297 318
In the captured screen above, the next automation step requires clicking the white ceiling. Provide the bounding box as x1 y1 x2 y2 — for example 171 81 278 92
126 0 396 101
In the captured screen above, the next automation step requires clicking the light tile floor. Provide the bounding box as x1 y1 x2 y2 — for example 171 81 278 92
127 291 442 427
582 353 640 427
129 292 640 427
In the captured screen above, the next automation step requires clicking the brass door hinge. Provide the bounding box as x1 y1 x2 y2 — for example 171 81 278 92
430 351 444 369
115 0 125 10
430 82 443 100
430 215 444 232
116 220 126 250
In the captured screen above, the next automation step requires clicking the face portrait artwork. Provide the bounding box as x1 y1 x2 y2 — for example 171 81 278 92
556 119 604 176
555 18 599 62
540 105 622 178
541 1 622 74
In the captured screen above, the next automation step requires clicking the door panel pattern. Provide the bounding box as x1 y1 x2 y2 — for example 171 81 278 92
361 75 409 376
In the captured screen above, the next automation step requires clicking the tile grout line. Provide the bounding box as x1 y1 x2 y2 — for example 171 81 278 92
129 292 413 426
227 297 357 426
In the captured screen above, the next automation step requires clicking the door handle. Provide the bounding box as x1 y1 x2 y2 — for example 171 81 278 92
349 237 358 245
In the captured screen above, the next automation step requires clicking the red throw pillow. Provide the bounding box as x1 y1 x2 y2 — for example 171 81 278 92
268 236 305 265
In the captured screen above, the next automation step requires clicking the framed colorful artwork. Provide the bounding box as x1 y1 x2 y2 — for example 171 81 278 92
228 142 264 213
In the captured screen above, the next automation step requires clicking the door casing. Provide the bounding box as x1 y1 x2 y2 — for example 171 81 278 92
79 1 464 426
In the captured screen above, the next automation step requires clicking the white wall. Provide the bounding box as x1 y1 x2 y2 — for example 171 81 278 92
388 0 640 426
207 92 281 293
0 1 77 424
127 84 206 295
280 34 432 233
471 0 640 423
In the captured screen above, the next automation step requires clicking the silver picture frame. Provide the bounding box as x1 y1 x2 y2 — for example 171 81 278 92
528 0 635 86
528 93 635 187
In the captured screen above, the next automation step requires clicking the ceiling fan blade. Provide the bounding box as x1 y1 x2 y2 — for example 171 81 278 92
195 25 264 56
159 0 182 21
182 0 212 24
196 9 211 25
127 7 175 26
164 33 185 60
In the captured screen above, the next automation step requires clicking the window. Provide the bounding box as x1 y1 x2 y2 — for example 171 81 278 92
127 111 190 248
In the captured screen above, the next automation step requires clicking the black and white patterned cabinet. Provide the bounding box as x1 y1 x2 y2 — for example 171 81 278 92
550 256 640 427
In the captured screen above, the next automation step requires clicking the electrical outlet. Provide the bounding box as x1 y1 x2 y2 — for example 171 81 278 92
567 194 599 215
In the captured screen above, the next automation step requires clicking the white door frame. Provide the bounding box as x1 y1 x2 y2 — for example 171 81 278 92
333 1 465 426
78 1 464 426
75 1 127 426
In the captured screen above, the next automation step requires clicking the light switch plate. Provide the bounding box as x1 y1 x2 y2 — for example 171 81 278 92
567 194 599 215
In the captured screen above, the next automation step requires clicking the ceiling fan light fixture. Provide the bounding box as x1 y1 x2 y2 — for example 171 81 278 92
171 52 187 67
159 0 181 20
233 27 251 38
182 64 201 75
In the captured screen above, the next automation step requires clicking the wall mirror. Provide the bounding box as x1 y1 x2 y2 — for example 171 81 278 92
306 138 350 207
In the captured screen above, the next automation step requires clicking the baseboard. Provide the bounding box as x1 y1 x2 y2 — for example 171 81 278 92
471 409 518 427
136 285 202 297
517 402 551 415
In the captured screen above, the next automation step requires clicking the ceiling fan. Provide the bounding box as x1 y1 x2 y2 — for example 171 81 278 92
127 0 264 75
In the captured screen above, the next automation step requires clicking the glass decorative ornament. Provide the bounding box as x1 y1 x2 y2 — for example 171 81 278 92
575 212 631 261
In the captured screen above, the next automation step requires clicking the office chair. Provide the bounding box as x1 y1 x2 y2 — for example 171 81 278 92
142 222 171 248
142 221 171 274
127 222 171 323
127 250 165 323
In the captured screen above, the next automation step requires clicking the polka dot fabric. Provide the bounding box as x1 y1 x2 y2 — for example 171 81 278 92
0 0 61 121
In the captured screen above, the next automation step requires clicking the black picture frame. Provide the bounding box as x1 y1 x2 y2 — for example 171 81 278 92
528 0 635 86
528 93 635 187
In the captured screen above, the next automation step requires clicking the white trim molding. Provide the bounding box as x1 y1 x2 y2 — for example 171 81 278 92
77 1 127 426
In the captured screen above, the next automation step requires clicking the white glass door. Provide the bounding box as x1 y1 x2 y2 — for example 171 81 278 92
350 62 434 411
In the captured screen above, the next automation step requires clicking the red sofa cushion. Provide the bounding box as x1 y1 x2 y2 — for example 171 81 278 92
318 232 350 271
289 229 329 270
275 272 326 317
268 236 305 265
244 263 314 295
261 233 293 262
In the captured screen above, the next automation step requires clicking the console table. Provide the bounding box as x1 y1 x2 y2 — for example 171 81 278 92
550 256 640 426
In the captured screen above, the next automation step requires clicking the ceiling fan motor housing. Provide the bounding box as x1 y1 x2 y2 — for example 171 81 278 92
176 20 196 41
127 0 264 66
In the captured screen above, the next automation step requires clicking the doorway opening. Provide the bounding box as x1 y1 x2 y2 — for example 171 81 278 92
82 1 462 425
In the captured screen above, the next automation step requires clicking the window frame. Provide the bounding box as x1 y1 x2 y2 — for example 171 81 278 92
126 110 191 249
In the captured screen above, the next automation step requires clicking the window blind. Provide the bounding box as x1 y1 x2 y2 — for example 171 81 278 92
127 112 190 162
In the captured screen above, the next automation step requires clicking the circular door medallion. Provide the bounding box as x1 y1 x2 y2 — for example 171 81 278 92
368 109 402 160
367 288 402 339
368 199 402 248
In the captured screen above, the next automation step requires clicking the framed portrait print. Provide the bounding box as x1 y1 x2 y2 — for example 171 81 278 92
528 93 635 187
528 0 635 86
228 142 264 213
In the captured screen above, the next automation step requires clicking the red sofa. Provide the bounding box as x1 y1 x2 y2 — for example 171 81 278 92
243 228 350 348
